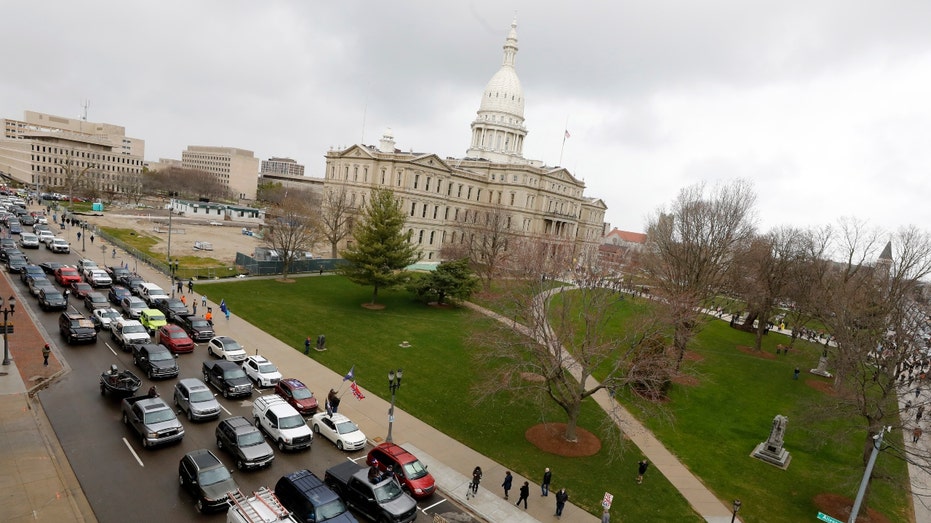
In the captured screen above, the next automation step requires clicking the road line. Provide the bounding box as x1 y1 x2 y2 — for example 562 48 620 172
219 404 232 416
106 342 118 356
421 499 447 512
122 437 144 467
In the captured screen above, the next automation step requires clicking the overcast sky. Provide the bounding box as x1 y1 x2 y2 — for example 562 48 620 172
4 1 931 235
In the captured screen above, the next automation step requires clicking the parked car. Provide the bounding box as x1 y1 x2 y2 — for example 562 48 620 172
178 449 239 513
242 355 282 388
156 324 195 354
175 314 214 342
58 312 98 344
39 260 62 274
86 269 112 288
173 378 221 422
18 233 39 249
54 266 82 286
6 254 28 273
19 263 44 283
69 282 93 299
252 394 313 451
120 296 147 319
311 413 366 451
274 378 318 416
139 308 167 334
38 288 67 311
108 285 131 305
91 308 122 331
207 336 247 362
155 297 188 322
215 416 275 470
48 237 70 253
29 277 56 297
132 343 179 379
275 469 356 523
83 291 109 311
366 442 436 499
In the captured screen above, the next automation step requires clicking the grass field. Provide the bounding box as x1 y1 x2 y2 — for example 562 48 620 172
203 275 911 522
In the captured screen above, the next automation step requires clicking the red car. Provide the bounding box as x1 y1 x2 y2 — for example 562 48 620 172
366 442 436 499
156 324 195 353
274 378 318 415
54 266 82 286
69 281 93 299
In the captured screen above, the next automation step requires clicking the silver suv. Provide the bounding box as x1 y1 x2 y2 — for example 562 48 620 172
173 378 221 422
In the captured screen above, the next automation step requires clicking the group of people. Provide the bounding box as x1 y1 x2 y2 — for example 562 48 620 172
467 465 595 520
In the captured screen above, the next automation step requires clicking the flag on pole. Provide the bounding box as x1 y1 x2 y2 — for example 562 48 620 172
343 365 355 382
219 299 227 313
564 129 571 139
350 381 365 400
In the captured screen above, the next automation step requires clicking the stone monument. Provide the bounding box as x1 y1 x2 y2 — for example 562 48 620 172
751 414 792 469
809 349 833 378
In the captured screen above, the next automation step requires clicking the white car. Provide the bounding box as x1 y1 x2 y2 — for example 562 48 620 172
92 308 123 331
207 336 247 362
36 230 54 245
86 269 112 287
48 238 70 253
242 355 281 387
311 412 367 451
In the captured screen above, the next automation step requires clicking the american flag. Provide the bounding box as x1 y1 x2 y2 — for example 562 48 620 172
350 381 365 400
564 129 571 139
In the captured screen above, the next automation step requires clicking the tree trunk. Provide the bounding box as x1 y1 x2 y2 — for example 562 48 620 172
562 401 581 443
754 318 767 351
330 243 338 259
371 284 379 305
673 321 688 372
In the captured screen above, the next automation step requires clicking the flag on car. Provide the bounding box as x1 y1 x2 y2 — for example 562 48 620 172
343 365 355 382
350 381 365 400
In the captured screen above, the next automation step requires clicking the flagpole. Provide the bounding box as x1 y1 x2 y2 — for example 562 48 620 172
559 116 570 166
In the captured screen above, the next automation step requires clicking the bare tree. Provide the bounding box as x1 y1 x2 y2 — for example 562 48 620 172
640 180 757 370
321 185 355 259
472 241 672 443
263 191 324 279
440 204 515 289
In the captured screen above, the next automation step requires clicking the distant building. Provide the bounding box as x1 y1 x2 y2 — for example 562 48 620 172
169 198 265 223
603 228 647 250
0 110 145 193
181 146 259 201
260 157 305 177
322 20 607 263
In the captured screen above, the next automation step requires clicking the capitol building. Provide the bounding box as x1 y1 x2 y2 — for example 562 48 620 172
322 20 607 264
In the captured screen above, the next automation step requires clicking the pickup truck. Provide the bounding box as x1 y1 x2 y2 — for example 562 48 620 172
120 394 185 448
252 394 313 452
176 313 215 342
202 360 253 399
131 343 179 379
323 461 417 523
110 318 151 352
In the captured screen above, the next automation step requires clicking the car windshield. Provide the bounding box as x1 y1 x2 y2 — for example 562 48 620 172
402 459 429 480
170 331 188 339
258 363 278 374
143 409 176 424
315 499 349 520
238 430 264 447
149 351 172 361
221 340 242 351
45 292 63 300
373 478 404 503
131 303 145 310
148 313 165 322
192 319 209 328
278 415 305 429
336 421 359 434
102 310 120 319
226 368 247 379
190 390 214 403
198 466 231 486
292 387 313 400
124 325 146 334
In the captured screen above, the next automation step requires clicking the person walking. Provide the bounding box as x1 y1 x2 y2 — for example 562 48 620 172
515 481 530 509
469 466 482 496
304 337 311 355
201 295 207 307
554 488 569 518
501 471 513 499
793 367 800 380
176 280 183 294
917 405 925 423
541 467 552 496
187 280 194 294
90 234 94 244
914 426 924 444
42 343 51 366
637 459 649 484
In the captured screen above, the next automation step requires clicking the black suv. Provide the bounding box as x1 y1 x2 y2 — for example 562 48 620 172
155 297 189 322
215 416 275 470
131 344 179 379
176 314 215 342
178 449 239 513
275 469 353 523
58 312 97 344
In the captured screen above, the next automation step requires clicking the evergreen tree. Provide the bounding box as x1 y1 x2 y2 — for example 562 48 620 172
339 189 420 305
407 258 479 305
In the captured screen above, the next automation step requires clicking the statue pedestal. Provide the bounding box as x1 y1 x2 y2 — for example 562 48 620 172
751 442 792 469
809 356 833 378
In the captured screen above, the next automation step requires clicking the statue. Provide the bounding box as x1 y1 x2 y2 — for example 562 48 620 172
751 414 792 469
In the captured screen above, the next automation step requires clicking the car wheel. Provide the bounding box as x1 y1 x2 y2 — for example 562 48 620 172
132 356 138 365
187 409 194 421
277 439 287 451
100 384 106 395
147 369 154 380
207 347 214 357
140 434 148 448
122 412 128 425
216 437 223 449
237 459 245 471
195 499 204 513
337 440 344 451
178 474 185 487
222 389 230 399
313 424 320 434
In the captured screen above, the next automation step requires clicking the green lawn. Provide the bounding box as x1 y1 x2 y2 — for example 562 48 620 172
203 276 910 522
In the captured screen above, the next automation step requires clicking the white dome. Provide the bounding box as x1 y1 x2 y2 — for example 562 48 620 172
479 66 524 117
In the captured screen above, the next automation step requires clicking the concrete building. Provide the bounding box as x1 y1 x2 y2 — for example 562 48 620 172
0 111 145 194
181 146 259 201
261 157 305 177
322 20 607 263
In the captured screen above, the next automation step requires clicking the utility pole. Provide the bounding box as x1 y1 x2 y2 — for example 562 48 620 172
848 427 890 523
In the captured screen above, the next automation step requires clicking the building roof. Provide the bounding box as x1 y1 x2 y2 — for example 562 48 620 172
606 228 647 244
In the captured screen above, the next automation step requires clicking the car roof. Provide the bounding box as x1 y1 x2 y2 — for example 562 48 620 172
185 449 222 469
318 412 351 423
373 442 418 463
221 416 255 431
279 378 306 389
247 355 270 364
178 378 208 391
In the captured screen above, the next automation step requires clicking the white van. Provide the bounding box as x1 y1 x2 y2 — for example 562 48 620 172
138 282 170 306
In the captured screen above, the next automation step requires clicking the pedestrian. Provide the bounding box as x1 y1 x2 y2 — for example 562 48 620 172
470 466 482 496
205 309 213 323
637 459 649 484
304 337 311 355
176 280 183 293
187 279 193 293
147 385 158 398
201 295 207 307
541 467 552 496
90 234 94 244
180 294 187 306
192 302 197 315
42 343 50 366
112 248 116 258
914 426 923 443
601 502 611 523
225 308 231 321
328 389 340 414
502 471 513 499
63 289 70 303
515 481 529 509
76 231 81 241
554 488 569 518
918 406 925 423
793 367 800 380
917 387 922 398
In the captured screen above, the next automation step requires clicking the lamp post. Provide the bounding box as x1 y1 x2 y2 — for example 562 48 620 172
386 368 403 443
1 296 15 366
731 499 741 523
81 222 86 252
170 259 179 297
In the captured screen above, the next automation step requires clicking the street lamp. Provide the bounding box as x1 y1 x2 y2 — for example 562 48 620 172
1 296 15 366
386 368 403 443
81 222 86 252
731 499 741 523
